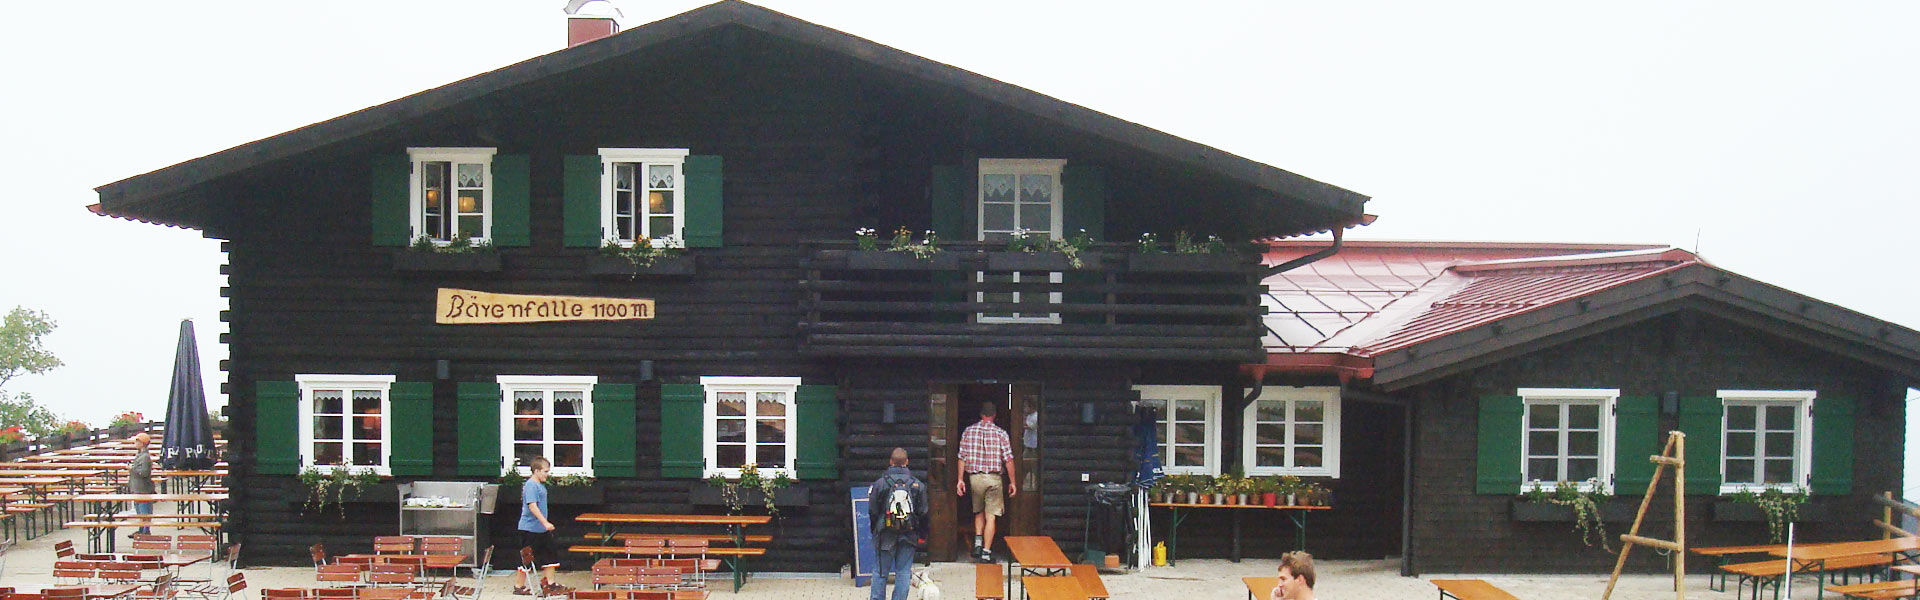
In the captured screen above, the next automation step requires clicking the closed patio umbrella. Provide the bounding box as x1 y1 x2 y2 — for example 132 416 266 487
161 319 216 469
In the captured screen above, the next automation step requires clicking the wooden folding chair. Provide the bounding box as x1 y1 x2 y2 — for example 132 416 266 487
184 572 246 600
618 591 672 600
621 539 666 561
665 540 710 589
132 534 175 552
177 535 218 585
309 589 354 600
568 592 616 600
98 561 147 585
315 565 363 588
632 568 681 591
416 537 463 556
365 564 415 588
133 573 176 600
53 540 76 560
52 560 96 585
591 566 640 590
41 588 86 600
9 593 48 600
259 588 309 600
310 544 331 568
372 537 415 555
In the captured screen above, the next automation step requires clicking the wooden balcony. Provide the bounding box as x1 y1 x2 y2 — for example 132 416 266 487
798 241 1266 361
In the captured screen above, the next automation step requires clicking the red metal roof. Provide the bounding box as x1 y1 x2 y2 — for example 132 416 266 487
1261 241 1701 369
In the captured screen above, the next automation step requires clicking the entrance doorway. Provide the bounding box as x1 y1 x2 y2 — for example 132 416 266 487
926 382 1044 561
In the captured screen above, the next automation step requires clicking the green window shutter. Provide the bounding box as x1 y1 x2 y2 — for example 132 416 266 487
491 154 531 247
1613 396 1659 492
794 385 840 480
1810 396 1855 495
1676 396 1722 494
659 384 706 478
388 382 434 476
255 381 301 475
929 165 969 242
370 155 412 246
1474 395 1523 495
1060 163 1106 242
683 155 723 248
591 383 638 478
456 382 503 476
562 155 604 248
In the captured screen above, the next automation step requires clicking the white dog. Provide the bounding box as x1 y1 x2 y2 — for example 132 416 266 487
911 568 941 600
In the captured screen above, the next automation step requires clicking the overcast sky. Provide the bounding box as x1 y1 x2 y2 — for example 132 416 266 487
2 1 1915 487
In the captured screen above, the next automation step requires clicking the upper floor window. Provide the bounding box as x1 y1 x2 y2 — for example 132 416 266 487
296 374 394 475
500 375 598 477
1520 388 1617 491
1242 386 1341 477
978 158 1066 324
1135 385 1221 475
703 376 800 478
1719 390 1815 492
409 147 496 245
600 149 689 246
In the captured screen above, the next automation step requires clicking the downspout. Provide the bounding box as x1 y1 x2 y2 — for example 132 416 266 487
1262 224 1346 279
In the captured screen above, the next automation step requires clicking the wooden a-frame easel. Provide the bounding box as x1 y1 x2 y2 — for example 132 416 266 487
1603 430 1687 600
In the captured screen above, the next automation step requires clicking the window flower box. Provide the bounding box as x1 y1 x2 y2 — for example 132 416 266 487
688 484 811 508
986 251 1104 272
1126 253 1246 274
586 254 696 277
1509 498 1639 522
844 250 960 271
394 251 501 273
1712 498 1831 522
498 482 606 506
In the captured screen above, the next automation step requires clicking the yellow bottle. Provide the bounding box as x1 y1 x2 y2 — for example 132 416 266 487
1152 542 1167 566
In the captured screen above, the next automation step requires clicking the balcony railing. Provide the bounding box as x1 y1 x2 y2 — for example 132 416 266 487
798 241 1266 361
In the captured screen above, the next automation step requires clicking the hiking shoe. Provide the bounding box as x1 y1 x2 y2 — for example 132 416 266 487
542 582 574 594
511 587 532 596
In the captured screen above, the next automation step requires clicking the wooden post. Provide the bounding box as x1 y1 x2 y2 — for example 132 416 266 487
1675 432 1685 598
1887 492 1895 540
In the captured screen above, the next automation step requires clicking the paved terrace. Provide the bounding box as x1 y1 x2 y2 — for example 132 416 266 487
0 520 1830 599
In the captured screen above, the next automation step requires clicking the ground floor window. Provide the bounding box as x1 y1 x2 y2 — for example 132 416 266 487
1242 386 1341 477
1519 388 1617 491
1134 385 1220 475
296 374 394 475
702 376 799 478
499 375 597 476
1719 389 1814 493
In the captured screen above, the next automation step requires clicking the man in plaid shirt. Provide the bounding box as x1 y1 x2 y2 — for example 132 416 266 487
956 402 1016 563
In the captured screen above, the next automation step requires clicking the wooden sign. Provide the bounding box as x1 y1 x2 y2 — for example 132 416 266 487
436 288 654 324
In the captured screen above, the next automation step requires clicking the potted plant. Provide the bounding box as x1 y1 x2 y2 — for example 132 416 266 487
697 463 805 515
845 227 957 270
1277 475 1303 506
1513 480 1612 550
988 228 1100 271
1127 231 1245 273
109 411 144 435
589 235 695 277
1209 476 1229 505
1724 486 1809 543
297 464 386 517
395 236 502 272
1255 477 1280 507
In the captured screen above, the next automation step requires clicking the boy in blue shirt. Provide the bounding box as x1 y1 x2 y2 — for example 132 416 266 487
513 457 569 595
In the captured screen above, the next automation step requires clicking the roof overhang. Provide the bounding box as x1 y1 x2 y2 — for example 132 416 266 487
93 1 1367 235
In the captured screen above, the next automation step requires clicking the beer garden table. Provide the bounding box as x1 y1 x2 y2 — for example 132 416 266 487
1004 536 1073 600
574 513 771 592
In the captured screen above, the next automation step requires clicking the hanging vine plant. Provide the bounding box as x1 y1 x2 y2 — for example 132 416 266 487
1519 479 1613 551
297 464 381 518
1730 486 1808 543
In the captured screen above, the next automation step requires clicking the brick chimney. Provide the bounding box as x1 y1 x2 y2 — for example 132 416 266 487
564 0 622 48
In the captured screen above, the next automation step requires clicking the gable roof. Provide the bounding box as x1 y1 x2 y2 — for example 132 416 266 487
92 1 1368 234
1260 241 1920 389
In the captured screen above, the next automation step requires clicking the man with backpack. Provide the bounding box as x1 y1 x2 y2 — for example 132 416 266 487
867 447 928 600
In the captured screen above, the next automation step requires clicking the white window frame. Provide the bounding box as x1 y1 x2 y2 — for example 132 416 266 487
977 158 1067 324
598 148 691 247
1518 387 1618 493
295 374 395 476
1241 386 1342 478
701 376 801 479
1134 385 1221 475
407 147 497 245
498 375 598 477
1717 389 1816 494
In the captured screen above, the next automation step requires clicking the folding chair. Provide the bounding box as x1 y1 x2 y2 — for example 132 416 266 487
309 589 355 600
53 560 97 585
365 564 415 588
373 537 415 555
10 593 47 600
618 593 671 600
259 589 309 600
131 534 175 553
620 539 665 562
466 546 495 588
42 588 87 600
177 535 219 586
184 572 247 600
664 540 710 589
310 544 331 568
78 553 119 561
97 561 147 585
133 573 176 600
54 540 76 560
416 537 463 556
568 592 616 600
590 566 639 590
314 565 363 588
631 568 681 591
336 556 375 568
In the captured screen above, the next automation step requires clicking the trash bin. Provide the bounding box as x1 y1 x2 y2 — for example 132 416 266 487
1082 483 1134 566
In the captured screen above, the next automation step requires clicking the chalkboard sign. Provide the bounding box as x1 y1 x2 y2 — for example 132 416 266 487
850 485 875 587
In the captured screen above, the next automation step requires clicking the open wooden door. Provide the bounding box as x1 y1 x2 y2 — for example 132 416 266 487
928 383 1045 560
1007 383 1044 537
927 384 961 561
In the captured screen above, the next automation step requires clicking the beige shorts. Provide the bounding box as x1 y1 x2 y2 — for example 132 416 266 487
967 472 1005 516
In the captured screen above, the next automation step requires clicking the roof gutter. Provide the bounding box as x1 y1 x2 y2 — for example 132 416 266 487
1263 224 1346 279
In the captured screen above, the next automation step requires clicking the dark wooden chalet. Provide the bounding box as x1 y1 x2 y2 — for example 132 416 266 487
91 2 1368 570
1254 241 1920 574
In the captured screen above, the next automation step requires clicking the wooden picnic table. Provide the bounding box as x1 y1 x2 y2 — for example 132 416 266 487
575 513 771 592
1242 577 1277 600
1022 576 1088 600
69 493 228 553
1764 537 1920 600
1005 536 1073 600
1149 502 1331 564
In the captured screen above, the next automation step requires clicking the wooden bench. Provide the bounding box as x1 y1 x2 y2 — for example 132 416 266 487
87 513 224 520
1068 564 1108 600
1242 577 1276 600
1431 579 1521 600
1720 554 1895 599
974 563 1005 600
64 520 223 529
601 533 774 544
566 545 765 557
1827 580 1920 600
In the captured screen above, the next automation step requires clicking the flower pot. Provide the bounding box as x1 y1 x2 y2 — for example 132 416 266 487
1286 494 1296 506
393 251 502 273
1125 252 1246 273
1262 492 1278 507
845 250 960 271
1211 493 1227 505
586 254 696 277
1184 492 1199 504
